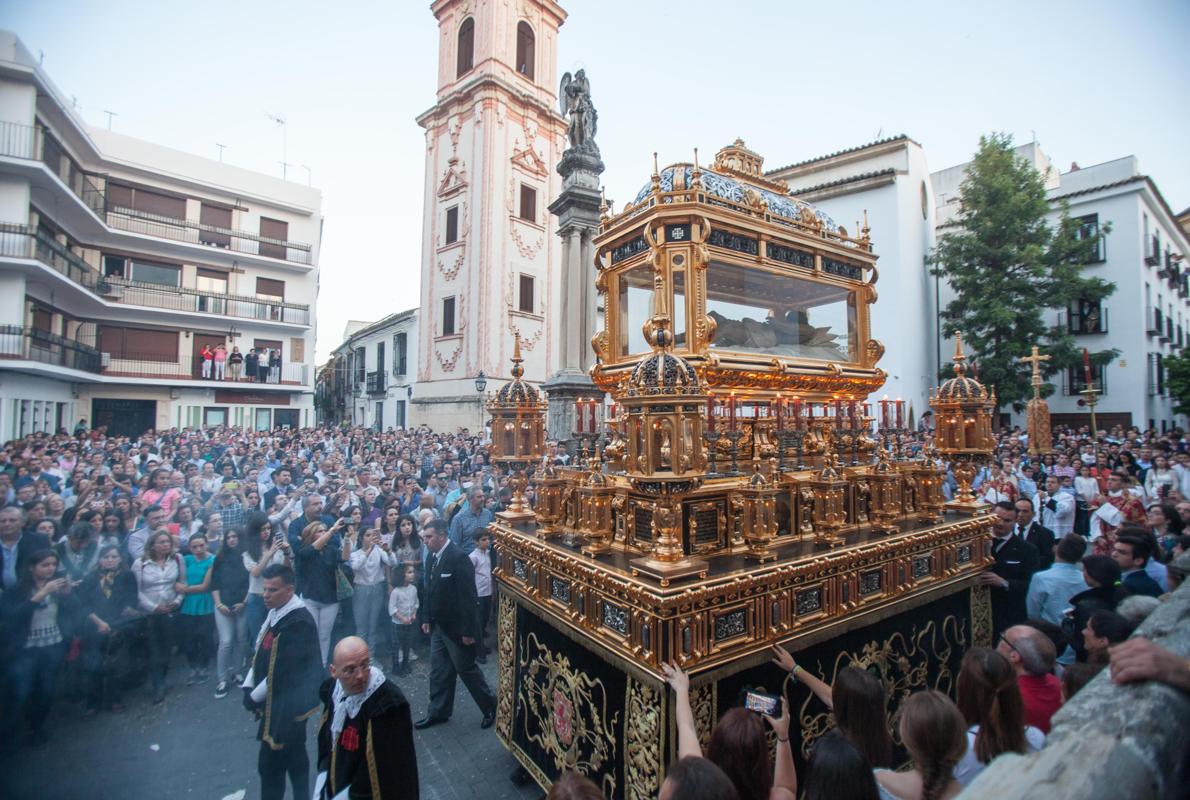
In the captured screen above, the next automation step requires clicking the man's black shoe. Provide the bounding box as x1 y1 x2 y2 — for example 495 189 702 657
414 716 447 730
480 710 496 729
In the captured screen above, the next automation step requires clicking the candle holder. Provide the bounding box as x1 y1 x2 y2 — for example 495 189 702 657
724 428 746 474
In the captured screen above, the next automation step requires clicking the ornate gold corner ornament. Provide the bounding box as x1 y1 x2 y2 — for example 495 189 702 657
624 677 663 800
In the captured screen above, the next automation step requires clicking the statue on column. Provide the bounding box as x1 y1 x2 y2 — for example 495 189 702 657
559 70 599 155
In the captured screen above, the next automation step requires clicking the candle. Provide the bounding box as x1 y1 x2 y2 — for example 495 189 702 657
775 396 783 429
880 398 890 430
896 399 904 429
589 399 597 433
1083 348 1092 386
792 397 802 429
834 399 842 425
706 395 716 431
850 400 859 431
729 394 737 431
574 400 582 434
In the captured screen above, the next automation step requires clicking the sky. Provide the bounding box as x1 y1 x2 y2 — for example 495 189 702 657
6 0 1189 363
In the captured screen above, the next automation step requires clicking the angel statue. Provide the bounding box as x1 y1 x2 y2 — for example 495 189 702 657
559 69 598 153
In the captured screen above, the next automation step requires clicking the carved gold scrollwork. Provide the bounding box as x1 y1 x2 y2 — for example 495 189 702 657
625 677 663 800
690 681 716 752
496 593 517 742
970 585 992 648
792 613 967 760
866 339 885 367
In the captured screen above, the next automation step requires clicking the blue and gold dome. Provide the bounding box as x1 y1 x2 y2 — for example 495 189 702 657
627 140 850 243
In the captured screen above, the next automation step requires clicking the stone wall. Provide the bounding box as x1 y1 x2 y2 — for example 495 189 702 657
961 581 1190 800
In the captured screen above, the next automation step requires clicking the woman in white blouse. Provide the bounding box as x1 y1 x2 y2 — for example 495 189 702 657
132 530 184 703
347 527 394 655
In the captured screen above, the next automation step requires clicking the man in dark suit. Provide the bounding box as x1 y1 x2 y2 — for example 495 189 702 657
263 466 296 512
415 518 496 730
979 501 1040 638
1013 498 1056 571
0 507 51 592
1112 531 1163 598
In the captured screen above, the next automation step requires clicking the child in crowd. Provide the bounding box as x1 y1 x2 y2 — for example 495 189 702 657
388 564 419 676
469 528 494 663
177 533 216 685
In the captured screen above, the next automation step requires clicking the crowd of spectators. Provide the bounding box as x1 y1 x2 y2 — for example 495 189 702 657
0 421 510 753
0 417 1187 799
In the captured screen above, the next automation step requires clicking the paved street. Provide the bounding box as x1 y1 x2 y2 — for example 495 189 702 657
3 640 541 800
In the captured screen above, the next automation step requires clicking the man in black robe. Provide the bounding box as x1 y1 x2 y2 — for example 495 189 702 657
242 563 323 800
317 636 419 799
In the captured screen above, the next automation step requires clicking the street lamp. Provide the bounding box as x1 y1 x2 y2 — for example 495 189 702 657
475 371 487 435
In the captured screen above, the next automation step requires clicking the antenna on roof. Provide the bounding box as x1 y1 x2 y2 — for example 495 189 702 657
103 110 117 130
874 128 882 139
265 112 288 179
216 143 227 162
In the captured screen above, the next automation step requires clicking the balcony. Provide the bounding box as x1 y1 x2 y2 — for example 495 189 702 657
0 120 313 266
1144 235 1160 266
1066 366 1106 397
1147 307 1163 336
0 325 101 372
0 224 310 325
366 371 386 395
97 352 308 385
105 206 313 266
1064 304 1108 335
98 276 311 325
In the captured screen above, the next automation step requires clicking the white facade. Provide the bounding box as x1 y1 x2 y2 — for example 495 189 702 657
331 310 419 430
767 136 938 421
932 144 1190 431
0 31 323 439
413 0 568 431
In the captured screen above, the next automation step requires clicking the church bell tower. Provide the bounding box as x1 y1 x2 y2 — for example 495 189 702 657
414 0 568 430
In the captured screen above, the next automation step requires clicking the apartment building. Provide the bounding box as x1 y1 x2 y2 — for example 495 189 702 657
323 310 418 430
0 32 322 439
933 144 1190 431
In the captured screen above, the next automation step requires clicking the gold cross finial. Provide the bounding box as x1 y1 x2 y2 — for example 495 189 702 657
1020 345 1050 394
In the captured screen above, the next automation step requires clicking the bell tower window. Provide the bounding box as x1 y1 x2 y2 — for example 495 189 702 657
516 22 535 79
456 18 474 77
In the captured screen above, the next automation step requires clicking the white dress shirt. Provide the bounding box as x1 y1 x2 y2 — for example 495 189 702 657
348 545 394 586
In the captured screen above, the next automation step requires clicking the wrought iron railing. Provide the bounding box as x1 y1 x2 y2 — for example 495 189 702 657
0 224 310 324
105 206 313 265
0 325 101 372
1 118 314 265
98 277 311 325
97 352 309 385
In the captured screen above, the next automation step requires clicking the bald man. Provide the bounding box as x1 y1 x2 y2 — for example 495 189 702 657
316 637 419 799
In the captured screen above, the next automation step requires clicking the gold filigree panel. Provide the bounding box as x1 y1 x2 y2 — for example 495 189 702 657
496 593 517 743
625 677 663 800
516 631 619 797
792 613 968 761
970 584 992 648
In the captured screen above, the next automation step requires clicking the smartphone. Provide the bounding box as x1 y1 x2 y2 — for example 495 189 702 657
742 689 781 716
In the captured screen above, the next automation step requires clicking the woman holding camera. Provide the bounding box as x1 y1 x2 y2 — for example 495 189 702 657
662 661 798 800
241 511 290 641
296 517 350 666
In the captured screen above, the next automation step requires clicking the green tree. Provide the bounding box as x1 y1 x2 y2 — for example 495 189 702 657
931 133 1116 412
1165 349 1190 416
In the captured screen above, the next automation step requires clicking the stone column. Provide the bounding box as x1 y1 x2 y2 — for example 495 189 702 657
545 145 605 457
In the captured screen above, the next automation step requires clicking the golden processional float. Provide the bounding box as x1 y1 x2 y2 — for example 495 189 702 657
488 141 996 799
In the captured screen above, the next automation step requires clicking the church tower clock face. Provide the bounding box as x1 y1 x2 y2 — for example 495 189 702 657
413 0 568 431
